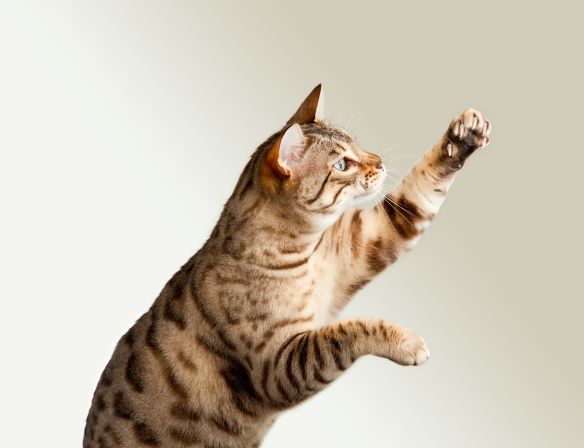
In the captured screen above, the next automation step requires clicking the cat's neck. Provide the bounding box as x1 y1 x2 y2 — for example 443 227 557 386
213 193 328 263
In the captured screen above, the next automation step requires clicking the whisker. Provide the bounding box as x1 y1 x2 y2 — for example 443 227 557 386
344 113 362 133
384 194 415 223
374 191 399 235
386 167 407 177
376 146 409 158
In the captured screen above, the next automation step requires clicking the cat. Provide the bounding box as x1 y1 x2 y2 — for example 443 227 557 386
83 84 491 448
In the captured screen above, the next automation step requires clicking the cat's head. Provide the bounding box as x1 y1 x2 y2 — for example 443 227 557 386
256 85 386 228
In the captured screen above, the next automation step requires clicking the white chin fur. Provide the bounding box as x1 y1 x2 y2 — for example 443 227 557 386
351 193 377 208
351 183 384 208
351 171 387 208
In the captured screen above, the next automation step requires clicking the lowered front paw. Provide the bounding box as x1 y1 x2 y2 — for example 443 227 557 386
443 108 491 169
387 325 430 366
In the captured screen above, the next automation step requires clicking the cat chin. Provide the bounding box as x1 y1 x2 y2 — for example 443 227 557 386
351 188 383 208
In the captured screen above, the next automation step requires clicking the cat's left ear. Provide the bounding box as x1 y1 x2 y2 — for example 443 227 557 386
266 123 305 179
286 84 324 125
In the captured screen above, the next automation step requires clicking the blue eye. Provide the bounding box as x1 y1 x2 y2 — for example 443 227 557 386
334 159 347 171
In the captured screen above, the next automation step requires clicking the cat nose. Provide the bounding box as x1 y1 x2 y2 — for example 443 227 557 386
375 160 384 170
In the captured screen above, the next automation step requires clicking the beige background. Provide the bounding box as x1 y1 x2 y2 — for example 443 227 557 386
1 1 582 447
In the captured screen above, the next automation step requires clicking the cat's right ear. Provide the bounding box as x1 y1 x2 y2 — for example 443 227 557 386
266 123 305 178
260 124 306 193
286 84 324 125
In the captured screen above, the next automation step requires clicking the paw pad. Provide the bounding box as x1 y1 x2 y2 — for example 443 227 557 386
443 108 491 167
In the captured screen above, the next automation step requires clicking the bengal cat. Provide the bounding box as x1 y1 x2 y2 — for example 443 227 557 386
84 85 491 447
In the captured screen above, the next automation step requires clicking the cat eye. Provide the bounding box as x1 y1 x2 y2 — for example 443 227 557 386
333 158 348 171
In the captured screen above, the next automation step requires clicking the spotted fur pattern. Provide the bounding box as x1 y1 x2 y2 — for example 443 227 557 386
84 85 491 447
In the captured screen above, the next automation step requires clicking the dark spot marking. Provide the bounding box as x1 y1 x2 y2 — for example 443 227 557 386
382 195 425 239
209 414 242 435
176 351 197 372
170 401 200 421
350 211 363 256
164 295 187 330
113 391 133 420
221 359 260 402
366 238 391 274
134 422 160 446
399 196 425 219
125 352 145 393
104 425 121 444
145 309 161 353
96 393 107 411
122 327 135 347
97 436 111 448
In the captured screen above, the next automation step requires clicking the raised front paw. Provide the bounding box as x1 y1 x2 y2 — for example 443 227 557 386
387 324 430 366
443 108 491 169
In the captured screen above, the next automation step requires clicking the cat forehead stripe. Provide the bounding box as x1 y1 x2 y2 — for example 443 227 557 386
302 123 353 143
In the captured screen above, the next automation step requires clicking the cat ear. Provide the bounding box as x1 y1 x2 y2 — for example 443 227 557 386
286 84 324 125
266 123 306 178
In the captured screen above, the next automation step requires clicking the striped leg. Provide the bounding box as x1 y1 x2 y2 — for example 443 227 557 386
259 318 429 409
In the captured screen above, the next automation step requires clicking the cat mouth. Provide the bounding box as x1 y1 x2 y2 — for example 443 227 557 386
357 173 386 199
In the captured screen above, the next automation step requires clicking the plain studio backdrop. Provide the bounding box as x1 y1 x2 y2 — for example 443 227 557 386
1 1 583 447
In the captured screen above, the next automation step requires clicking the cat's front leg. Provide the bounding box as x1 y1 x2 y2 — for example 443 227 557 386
333 109 492 308
258 319 429 410
382 108 491 243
